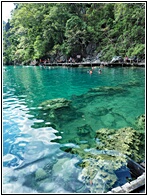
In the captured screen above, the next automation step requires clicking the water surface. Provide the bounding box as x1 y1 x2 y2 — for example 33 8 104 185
3 66 145 193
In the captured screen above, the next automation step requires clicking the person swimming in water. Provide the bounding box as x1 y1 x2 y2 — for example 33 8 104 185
87 70 93 74
98 69 102 74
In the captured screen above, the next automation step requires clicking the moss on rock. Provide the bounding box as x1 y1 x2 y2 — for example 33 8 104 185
95 127 145 162
39 98 72 111
135 114 145 131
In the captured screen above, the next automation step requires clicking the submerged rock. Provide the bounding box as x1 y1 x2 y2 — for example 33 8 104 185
120 81 141 88
35 168 48 181
89 107 113 117
77 124 93 136
135 114 145 130
52 157 80 183
52 157 69 174
101 113 115 127
89 86 127 94
39 98 72 111
78 157 125 193
95 127 145 162
38 98 83 130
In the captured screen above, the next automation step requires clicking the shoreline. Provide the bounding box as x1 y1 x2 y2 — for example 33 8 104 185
4 62 145 68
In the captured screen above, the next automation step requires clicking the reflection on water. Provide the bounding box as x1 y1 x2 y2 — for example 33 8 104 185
3 66 145 193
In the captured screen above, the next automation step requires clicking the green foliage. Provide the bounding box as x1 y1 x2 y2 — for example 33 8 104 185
34 35 46 58
3 3 145 64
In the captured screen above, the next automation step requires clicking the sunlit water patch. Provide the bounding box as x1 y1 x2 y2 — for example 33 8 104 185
3 66 145 193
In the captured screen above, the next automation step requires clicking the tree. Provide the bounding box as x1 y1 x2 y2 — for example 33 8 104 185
3 3 145 64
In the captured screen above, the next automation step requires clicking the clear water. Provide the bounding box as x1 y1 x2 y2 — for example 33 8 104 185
3 66 145 193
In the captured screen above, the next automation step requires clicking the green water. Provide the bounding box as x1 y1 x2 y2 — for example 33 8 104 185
3 66 145 193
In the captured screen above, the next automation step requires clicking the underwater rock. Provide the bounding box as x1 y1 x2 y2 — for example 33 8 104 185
14 142 60 170
39 180 69 193
71 94 87 108
135 114 145 130
88 86 126 94
95 127 145 162
71 143 92 158
35 168 48 181
65 179 87 193
120 81 141 88
53 106 82 122
52 157 80 183
78 158 122 193
39 98 72 111
77 124 93 137
89 107 113 117
96 128 115 139
101 113 115 127
38 98 83 129
43 159 57 175
39 181 55 192
52 157 70 174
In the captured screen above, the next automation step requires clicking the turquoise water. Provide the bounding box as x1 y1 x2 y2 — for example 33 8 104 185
3 66 145 193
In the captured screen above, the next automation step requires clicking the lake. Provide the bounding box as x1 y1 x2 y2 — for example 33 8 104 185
3 65 145 193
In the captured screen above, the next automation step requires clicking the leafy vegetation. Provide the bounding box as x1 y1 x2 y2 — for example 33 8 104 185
3 3 145 65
